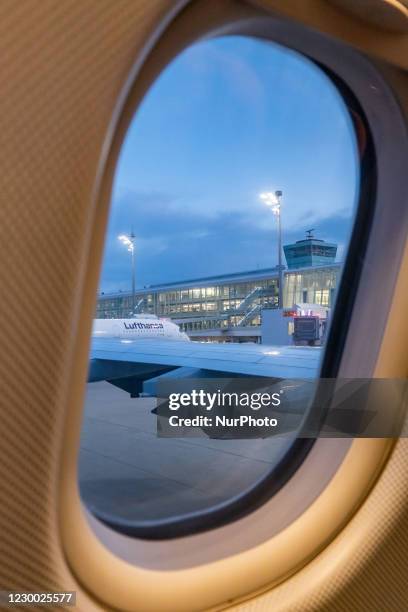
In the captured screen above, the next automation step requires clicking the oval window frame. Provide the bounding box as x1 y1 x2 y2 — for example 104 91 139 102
59 1 408 609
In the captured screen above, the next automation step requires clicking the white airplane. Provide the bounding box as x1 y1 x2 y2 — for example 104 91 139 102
92 316 189 341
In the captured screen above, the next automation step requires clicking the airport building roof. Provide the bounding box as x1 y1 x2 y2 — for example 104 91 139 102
98 262 342 299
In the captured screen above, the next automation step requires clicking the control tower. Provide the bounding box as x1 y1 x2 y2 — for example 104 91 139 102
283 230 337 269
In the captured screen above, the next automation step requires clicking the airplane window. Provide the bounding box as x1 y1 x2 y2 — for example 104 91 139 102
79 36 360 536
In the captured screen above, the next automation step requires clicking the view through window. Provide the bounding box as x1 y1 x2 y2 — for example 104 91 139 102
79 36 359 529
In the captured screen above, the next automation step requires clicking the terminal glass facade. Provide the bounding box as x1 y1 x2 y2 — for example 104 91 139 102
283 266 340 308
97 274 279 332
96 264 340 337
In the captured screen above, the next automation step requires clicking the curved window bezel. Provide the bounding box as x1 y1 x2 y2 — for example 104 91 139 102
61 7 408 598
82 34 375 541
58 0 408 610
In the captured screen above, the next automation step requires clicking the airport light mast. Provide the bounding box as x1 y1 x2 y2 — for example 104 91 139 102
260 190 284 309
118 232 136 315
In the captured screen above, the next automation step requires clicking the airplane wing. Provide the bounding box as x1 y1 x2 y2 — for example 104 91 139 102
89 337 321 396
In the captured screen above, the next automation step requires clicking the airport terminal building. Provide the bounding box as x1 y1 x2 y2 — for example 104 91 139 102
96 233 341 342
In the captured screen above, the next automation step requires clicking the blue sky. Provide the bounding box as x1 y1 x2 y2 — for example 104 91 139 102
99 36 359 293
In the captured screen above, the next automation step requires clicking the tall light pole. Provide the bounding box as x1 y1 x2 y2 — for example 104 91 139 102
118 232 136 315
260 190 284 309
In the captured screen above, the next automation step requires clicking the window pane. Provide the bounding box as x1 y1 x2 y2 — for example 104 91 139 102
80 36 359 530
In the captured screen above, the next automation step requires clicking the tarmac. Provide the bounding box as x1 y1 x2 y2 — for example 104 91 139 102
79 381 289 524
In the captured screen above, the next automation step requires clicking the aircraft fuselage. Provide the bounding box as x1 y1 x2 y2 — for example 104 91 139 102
92 317 189 341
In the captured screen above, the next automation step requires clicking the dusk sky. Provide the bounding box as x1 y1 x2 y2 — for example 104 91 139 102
99 36 359 294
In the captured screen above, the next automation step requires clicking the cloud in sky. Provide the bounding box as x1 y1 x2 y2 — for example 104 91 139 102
100 189 354 292
100 36 359 293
